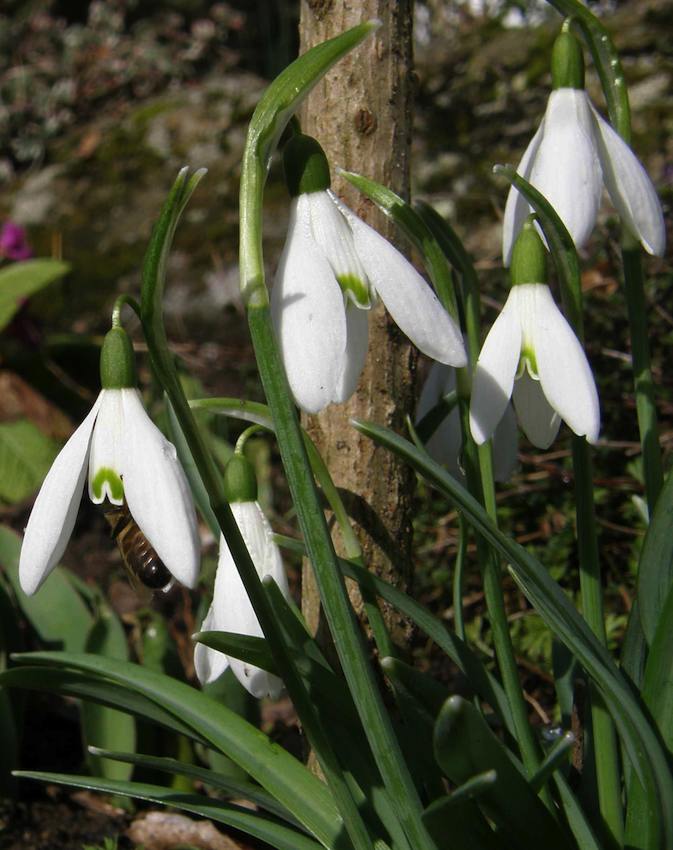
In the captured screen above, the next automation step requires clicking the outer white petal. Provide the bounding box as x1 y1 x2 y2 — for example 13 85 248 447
342 212 466 366
469 296 522 445
512 369 561 449
194 603 230 685
308 190 369 294
530 286 600 443
529 89 602 250
217 502 288 699
503 121 545 266
19 396 102 596
271 195 348 413
332 303 369 403
88 389 125 505
121 389 200 589
590 104 666 256
492 403 519 482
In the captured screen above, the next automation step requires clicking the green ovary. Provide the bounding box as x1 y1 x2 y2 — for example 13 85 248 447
91 467 124 502
337 273 371 309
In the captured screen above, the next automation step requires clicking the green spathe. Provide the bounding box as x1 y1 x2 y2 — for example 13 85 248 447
551 25 585 90
511 218 547 286
283 134 331 198
223 454 258 503
100 327 137 389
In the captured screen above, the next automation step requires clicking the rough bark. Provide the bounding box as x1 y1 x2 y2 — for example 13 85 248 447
298 0 416 646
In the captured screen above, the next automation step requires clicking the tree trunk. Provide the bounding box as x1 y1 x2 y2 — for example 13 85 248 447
298 0 416 646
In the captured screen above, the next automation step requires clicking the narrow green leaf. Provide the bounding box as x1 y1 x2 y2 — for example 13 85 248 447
0 259 69 330
88 747 298 827
0 526 92 652
14 772 323 850
529 732 575 792
636 469 673 646
354 419 673 849
422 795 506 850
82 603 135 782
434 696 574 850
10 652 344 848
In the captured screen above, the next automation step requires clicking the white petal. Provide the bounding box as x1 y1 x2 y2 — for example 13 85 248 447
271 195 348 413
332 303 369 403
416 363 462 477
492 403 519 482
590 104 666 256
528 89 602 250
88 389 125 505
530 286 600 443
212 504 287 699
308 191 370 298
469 296 521 445
121 389 200 589
19 396 101 595
503 121 545 266
512 369 561 449
343 212 466 366
194 604 230 685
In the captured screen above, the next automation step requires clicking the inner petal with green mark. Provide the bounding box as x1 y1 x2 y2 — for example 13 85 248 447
516 346 539 380
337 273 371 309
91 466 125 505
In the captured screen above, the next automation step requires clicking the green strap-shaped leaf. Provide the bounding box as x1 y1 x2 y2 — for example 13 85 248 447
14 772 322 850
9 652 344 848
0 259 70 331
636 468 673 646
434 697 574 850
353 418 673 850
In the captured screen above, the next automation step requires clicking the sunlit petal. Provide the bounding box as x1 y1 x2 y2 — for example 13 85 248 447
513 369 561 448
345 213 466 366
194 604 230 685
503 121 545 266
590 105 666 257
19 396 101 596
470 298 521 445
88 389 125 505
529 89 602 250
333 303 369 403
531 286 600 443
271 195 347 413
121 389 200 589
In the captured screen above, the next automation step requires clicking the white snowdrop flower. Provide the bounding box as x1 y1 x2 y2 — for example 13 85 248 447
417 360 518 482
18 327 200 596
271 134 467 413
195 454 289 699
472 220 600 449
503 26 665 264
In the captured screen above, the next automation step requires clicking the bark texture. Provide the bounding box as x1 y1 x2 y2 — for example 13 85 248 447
298 0 417 645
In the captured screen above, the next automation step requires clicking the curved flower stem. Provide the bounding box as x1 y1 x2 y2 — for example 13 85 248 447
111 294 141 328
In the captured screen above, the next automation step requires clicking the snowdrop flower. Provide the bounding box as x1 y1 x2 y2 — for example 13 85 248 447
195 453 289 699
503 25 665 265
417 361 518 482
271 134 467 413
19 326 200 595
471 219 599 449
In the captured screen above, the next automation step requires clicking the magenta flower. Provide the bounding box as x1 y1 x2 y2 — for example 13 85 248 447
0 222 33 261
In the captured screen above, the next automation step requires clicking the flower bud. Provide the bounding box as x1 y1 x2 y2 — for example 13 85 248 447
283 133 331 198
223 453 258 503
99 327 137 389
511 217 547 286
551 24 585 90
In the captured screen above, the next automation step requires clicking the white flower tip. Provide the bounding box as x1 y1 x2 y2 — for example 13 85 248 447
468 412 489 446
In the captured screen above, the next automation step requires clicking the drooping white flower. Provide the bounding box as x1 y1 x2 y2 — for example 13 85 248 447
471 223 600 449
503 28 665 264
18 328 200 596
194 500 289 700
271 134 466 414
417 361 518 482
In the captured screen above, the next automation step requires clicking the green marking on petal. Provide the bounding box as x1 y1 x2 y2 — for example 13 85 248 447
337 273 371 308
92 467 124 502
519 347 539 379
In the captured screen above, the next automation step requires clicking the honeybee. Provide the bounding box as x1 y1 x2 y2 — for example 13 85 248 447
104 501 172 591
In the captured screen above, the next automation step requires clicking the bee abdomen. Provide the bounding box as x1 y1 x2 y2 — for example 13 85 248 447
124 524 172 589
